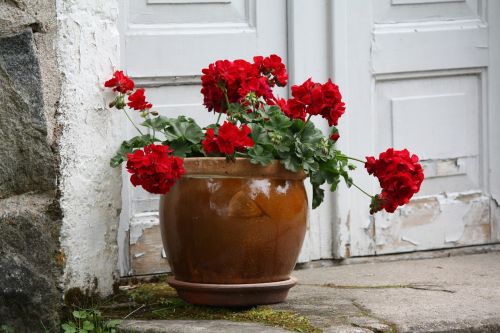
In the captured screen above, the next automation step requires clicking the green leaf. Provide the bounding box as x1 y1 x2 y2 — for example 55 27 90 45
110 134 155 167
266 108 292 130
226 103 244 118
281 155 302 172
249 123 271 145
165 139 193 158
82 321 94 331
291 119 306 132
61 323 77 333
312 183 325 209
140 116 170 131
72 310 87 319
1 325 15 333
163 116 203 144
105 320 122 328
330 179 341 192
299 123 323 146
248 144 273 165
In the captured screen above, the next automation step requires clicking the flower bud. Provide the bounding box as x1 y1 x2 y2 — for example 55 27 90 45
115 95 126 109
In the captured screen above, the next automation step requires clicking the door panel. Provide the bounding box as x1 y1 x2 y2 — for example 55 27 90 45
120 0 288 276
331 0 498 257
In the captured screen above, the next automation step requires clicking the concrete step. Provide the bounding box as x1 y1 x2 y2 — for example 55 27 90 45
118 319 291 333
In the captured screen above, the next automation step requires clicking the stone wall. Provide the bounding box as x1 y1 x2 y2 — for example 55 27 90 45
0 0 62 331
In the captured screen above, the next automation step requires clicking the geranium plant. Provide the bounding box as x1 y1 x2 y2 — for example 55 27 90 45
105 55 424 213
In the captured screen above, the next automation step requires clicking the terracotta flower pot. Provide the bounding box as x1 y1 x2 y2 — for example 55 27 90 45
159 157 308 306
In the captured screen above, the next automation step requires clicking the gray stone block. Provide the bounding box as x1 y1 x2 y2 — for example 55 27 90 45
0 29 55 198
0 193 61 332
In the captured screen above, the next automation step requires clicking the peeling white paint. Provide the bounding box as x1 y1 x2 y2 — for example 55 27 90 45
401 236 420 246
130 213 159 245
375 191 492 254
56 0 122 294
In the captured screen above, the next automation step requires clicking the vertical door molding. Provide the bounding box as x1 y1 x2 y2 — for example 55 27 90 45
488 0 500 241
286 0 337 262
329 0 377 257
117 0 132 277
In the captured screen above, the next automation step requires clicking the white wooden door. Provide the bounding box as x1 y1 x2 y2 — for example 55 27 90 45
331 0 500 257
118 0 293 276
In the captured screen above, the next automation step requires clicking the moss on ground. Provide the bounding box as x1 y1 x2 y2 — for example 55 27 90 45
65 279 321 333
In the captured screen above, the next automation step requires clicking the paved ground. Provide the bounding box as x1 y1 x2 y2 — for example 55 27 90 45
120 251 500 333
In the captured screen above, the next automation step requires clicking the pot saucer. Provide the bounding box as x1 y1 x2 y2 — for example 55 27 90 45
167 276 297 307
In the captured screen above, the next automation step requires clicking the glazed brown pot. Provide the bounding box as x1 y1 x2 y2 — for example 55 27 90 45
159 157 308 306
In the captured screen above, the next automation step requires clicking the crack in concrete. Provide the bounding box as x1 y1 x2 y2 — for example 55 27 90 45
299 283 456 294
350 300 398 333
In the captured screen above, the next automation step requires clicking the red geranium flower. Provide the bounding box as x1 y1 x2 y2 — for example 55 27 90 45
127 88 153 110
287 78 345 126
276 97 306 121
202 122 254 155
126 144 184 194
365 148 424 213
201 56 283 113
201 128 219 154
104 70 134 94
253 54 288 87
330 133 340 142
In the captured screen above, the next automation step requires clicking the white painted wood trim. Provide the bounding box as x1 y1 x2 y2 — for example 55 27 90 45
118 0 132 277
147 0 231 4
488 0 500 201
330 0 377 257
372 19 488 74
329 0 350 259
488 0 500 242
391 0 464 4
287 0 334 262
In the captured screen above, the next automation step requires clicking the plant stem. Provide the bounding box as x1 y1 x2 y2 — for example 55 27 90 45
350 181 374 198
220 86 230 110
123 109 144 136
216 112 222 125
297 115 312 136
124 304 145 319
336 153 366 164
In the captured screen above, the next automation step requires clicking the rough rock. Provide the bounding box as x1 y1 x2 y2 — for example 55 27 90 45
0 1 62 331
0 193 62 332
0 29 56 198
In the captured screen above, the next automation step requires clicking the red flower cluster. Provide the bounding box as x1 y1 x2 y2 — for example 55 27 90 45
127 88 153 111
105 71 155 112
202 121 254 155
126 144 184 194
365 148 424 213
285 79 345 126
201 55 287 113
253 54 288 87
104 70 134 93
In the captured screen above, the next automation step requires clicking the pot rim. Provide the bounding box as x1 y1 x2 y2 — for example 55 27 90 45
181 157 306 180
